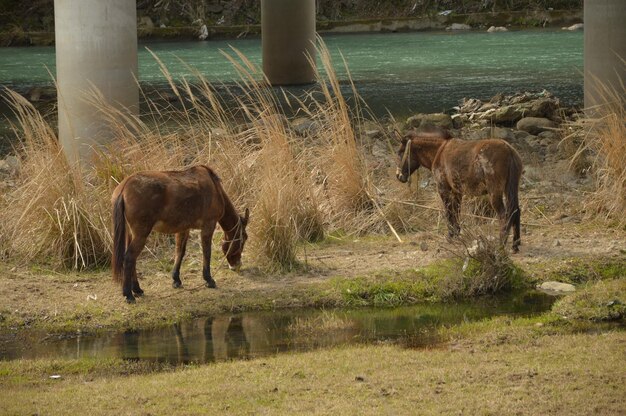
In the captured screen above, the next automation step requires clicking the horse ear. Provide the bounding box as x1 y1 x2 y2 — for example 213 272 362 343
242 208 250 225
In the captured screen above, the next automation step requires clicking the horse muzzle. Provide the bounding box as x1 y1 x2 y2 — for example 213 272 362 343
396 168 408 183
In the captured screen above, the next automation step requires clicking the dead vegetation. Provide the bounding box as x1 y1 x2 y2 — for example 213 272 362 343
565 76 626 226
0 41 417 272
0 43 623 276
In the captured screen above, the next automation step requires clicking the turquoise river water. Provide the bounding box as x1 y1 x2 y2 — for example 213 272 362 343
0 30 583 116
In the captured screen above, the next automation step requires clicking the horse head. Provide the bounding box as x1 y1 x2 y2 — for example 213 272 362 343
222 207 250 272
396 132 419 183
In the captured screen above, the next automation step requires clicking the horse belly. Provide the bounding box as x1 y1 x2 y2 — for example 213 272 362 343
153 218 205 234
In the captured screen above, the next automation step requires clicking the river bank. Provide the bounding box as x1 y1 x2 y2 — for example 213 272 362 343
0 9 583 47
0 296 623 414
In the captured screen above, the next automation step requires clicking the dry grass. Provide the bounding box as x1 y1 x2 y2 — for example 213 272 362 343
440 227 525 298
566 72 626 226
0 91 111 269
0 41 397 271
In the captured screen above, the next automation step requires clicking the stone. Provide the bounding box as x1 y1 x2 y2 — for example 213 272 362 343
291 117 321 137
529 98 558 119
419 242 428 252
464 128 491 141
198 24 208 40
446 23 471 31
537 281 576 294
562 23 583 31
488 127 516 141
406 113 453 130
27 86 56 102
538 130 557 140
459 98 482 113
138 16 154 29
514 130 532 141
0 156 18 177
487 26 508 33
360 120 383 140
490 105 525 124
516 117 558 135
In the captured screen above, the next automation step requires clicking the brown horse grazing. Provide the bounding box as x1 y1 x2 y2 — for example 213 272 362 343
396 128 523 252
111 165 250 303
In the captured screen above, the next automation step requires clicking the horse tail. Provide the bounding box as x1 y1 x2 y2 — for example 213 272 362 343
505 151 522 237
112 193 126 284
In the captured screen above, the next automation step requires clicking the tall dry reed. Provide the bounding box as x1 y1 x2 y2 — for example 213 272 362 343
567 72 626 226
0 40 398 271
1 91 111 268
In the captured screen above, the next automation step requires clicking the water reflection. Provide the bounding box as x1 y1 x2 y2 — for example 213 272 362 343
0 291 555 364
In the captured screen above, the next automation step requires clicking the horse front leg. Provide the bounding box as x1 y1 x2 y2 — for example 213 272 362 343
201 221 218 288
172 230 190 288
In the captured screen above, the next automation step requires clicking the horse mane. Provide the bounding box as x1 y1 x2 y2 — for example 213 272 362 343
407 125 452 146
200 165 221 183
413 124 452 139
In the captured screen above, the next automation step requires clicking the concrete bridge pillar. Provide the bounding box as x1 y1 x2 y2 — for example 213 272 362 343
584 0 626 109
261 0 317 86
54 0 139 164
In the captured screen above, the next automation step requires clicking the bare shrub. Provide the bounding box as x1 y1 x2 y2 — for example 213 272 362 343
0 41 395 271
439 228 524 299
0 91 111 269
568 75 626 225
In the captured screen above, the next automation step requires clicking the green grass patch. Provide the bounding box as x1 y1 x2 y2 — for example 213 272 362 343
333 271 434 307
538 257 626 285
0 357 175 386
334 252 528 307
552 279 626 322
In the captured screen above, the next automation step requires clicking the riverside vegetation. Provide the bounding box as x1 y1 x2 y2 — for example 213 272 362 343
0 43 624 414
0 1 585 46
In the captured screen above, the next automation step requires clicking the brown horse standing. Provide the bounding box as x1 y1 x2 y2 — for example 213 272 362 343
396 128 523 252
111 165 249 303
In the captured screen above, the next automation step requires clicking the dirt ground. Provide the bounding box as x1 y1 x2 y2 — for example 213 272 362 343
0 209 623 334
1 130 624 332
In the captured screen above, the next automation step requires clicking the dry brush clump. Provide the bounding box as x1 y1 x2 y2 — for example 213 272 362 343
438 227 525 299
0 41 408 271
570 76 626 226
0 91 111 269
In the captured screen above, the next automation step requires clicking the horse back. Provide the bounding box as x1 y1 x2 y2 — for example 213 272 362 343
436 139 522 195
114 166 224 233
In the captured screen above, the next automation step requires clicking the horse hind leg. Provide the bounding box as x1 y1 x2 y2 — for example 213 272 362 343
441 189 462 239
510 206 521 253
172 230 190 288
123 231 149 303
489 193 508 246
125 229 144 297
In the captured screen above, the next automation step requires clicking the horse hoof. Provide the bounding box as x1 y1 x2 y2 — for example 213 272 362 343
172 281 182 289
205 280 217 289
133 289 144 297
125 296 136 304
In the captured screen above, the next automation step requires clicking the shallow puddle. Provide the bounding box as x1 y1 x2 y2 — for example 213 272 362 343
0 291 554 364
